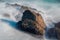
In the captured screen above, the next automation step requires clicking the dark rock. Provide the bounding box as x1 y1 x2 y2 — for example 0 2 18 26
22 10 36 21
55 22 60 28
16 10 46 35
46 22 60 39
55 22 60 40
46 28 57 39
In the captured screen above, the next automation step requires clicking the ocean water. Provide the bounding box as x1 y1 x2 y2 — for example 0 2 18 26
0 0 60 40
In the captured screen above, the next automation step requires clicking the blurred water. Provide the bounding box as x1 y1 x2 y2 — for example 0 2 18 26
0 0 60 40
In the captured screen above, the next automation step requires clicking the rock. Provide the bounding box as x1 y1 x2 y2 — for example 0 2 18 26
16 9 46 35
45 22 60 39
46 28 57 39
22 10 36 21
55 22 60 40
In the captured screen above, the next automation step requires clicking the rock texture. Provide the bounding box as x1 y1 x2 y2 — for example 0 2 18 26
46 22 60 40
55 22 60 40
16 9 46 35
46 28 57 39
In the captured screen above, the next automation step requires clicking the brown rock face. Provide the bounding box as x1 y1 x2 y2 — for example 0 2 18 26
17 10 46 35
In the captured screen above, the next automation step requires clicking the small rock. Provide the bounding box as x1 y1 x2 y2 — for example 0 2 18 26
55 22 60 40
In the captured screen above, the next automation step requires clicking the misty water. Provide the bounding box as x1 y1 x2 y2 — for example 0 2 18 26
0 0 60 40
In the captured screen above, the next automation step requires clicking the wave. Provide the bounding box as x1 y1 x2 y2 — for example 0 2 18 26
0 0 60 40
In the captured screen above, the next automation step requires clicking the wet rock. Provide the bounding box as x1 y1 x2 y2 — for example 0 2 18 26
22 10 36 21
46 28 57 39
16 10 46 35
45 22 60 39
55 22 60 40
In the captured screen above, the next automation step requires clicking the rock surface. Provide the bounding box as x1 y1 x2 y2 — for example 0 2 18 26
16 9 46 35
55 22 60 40
46 22 60 40
46 28 57 39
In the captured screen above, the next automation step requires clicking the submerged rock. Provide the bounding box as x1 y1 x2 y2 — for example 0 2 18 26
16 9 46 35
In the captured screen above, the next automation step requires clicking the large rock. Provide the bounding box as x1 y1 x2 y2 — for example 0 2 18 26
16 9 46 35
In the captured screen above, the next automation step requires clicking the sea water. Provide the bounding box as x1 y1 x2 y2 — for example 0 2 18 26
0 0 60 40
